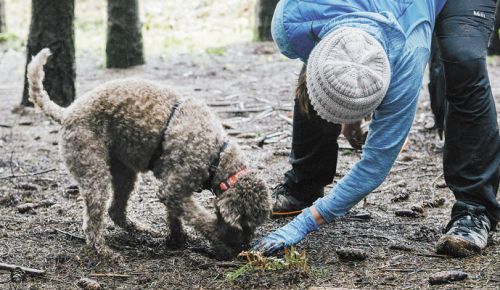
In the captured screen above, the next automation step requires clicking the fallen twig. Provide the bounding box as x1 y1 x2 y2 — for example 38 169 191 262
430 172 444 188
53 228 85 241
17 200 55 213
0 168 56 180
0 124 12 128
278 114 293 125
0 262 45 276
429 270 468 285
88 273 144 278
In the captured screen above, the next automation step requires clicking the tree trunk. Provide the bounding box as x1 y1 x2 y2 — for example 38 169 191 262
0 0 6 33
488 1 500 55
106 0 144 68
254 0 279 41
21 0 75 107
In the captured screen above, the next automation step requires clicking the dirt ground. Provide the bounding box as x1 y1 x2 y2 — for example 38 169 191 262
0 43 500 290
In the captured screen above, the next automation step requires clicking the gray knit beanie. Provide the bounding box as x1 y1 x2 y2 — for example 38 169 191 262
307 27 391 124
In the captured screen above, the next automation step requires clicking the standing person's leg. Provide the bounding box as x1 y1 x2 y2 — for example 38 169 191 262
273 65 342 214
428 33 447 139
435 0 500 257
488 1 500 55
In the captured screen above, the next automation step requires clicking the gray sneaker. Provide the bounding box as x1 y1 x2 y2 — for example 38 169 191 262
271 184 309 216
436 208 491 257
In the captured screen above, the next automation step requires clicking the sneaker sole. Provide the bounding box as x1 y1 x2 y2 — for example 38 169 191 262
436 235 482 258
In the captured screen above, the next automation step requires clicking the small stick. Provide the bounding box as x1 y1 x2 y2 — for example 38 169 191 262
0 124 12 128
278 114 293 125
53 228 85 241
0 168 56 180
0 263 45 275
218 108 269 114
88 273 143 278
414 252 449 258
430 172 444 188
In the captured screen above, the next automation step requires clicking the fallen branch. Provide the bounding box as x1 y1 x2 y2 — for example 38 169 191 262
0 124 12 128
430 172 444 188
88 273 144 278
0 168 56 180
429 270 468 285
0 263 45 276
218 107 269 115
53 228 85 241
17 201 55 213
278 114 293 125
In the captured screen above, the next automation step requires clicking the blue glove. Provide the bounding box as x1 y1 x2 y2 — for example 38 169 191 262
252 208 319 255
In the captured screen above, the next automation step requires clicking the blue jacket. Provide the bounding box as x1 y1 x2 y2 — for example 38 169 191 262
272 0 446 222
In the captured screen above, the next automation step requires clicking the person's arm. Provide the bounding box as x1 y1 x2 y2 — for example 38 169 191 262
253 78 422 254
314 83 419 222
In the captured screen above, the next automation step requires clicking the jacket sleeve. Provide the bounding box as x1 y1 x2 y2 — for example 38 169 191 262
313 73 421 223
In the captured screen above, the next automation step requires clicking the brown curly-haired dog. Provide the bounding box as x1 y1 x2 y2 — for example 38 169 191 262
27 48 271 259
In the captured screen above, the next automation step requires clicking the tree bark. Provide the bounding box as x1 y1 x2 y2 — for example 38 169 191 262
488 1 500 55
106 0 144 68
0 0 6 33
21 0 75 107
254 0 279 41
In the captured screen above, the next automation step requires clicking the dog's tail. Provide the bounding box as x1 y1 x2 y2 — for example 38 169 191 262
27 48 65 124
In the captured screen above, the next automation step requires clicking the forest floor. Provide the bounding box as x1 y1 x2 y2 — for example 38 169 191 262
0 43 500 290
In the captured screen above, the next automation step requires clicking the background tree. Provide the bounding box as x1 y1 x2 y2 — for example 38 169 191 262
488 2 500 55
254 0 279 41
21 0 75 107
0 0 6 33
106 0 144 68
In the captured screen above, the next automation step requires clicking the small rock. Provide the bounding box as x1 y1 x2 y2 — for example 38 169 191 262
395 209 424 218
14 183 38 191
19 121 33 126
64 185 80 197
391 191 410 202
410 205 424 214
274 149 289 156
422 198 445 208
78 277 102 290
389 244 414 252
17 200 55 214
17 203 37 214
429 270 468 285
435 181 447 188
236 132 257 139
336 248 368 261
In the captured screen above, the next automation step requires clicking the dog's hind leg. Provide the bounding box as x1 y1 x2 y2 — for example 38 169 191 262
62 129 113 257
108 158 145 234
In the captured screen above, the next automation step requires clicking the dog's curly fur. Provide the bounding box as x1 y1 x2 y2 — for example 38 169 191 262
27 48 271 259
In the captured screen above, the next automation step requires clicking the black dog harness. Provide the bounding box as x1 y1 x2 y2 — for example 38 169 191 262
148 101 182 170
148 101 248 195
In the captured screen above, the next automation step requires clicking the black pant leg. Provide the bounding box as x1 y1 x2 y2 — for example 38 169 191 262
436 0 500 224
428 33 447 137
283 65 341 204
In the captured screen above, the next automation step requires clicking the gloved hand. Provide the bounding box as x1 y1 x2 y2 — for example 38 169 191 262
252 208 319 255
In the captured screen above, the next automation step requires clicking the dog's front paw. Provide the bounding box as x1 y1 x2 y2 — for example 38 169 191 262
87 245 124 264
